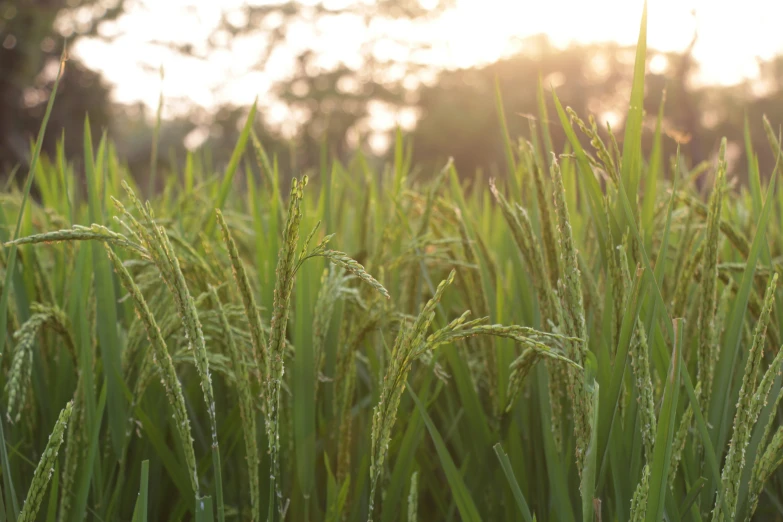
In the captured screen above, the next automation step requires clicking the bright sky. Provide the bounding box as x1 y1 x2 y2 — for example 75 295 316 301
72 0 783 118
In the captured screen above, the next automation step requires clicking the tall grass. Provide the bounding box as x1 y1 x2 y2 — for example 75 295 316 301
4 6 783 521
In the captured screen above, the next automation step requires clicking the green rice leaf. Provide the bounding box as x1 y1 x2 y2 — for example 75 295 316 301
407 385 483 522
644 318 682 522
620 0 647 204
204 100 257 237
493 443 534 522
195 496 213 522
131 461 150 522
83 116 127 459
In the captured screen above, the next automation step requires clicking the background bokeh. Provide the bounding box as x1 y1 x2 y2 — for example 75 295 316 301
3 0 783 191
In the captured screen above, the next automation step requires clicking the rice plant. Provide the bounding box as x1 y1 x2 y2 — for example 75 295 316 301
5 5 783 521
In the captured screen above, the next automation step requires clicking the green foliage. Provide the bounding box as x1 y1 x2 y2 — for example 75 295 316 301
7 9 783 522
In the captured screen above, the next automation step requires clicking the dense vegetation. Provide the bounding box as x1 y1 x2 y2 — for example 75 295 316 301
4 7 783 522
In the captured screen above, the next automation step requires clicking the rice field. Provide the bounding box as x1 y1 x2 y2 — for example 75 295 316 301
3 5 783 522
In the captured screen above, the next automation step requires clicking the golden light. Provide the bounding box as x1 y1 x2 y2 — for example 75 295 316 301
71 0 783 114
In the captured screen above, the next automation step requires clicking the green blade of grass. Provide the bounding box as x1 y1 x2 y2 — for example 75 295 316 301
641 91 666 250
0 52 64 355
645 318 683 522
0 482 6 522
254 142 282 313
0 48 67 522
212 447 225 522
596 266 646 486
392 129 409 200
148 66 164 196
56 131 74 223
195 496 214 522
246 165 266 289
581 373 599 522
66 242 96 522
682 369 722 486
70 383 107 522
128 400 193 504
536 74 554 169
620 0 648 204
95 131 108 218
184 151 195 195
83 116 127 459
444 348 492 470
534 364 575 522
407 384 483 522
0 298 19 522
679 476 707 516
132 460 150 522
493 443 534 522
494 79 521 199
642 149 678 384
204 100 257 237
32 156 54 210
324 454 350 522
294 241 317 503
380 373 434 522
744 114 762 217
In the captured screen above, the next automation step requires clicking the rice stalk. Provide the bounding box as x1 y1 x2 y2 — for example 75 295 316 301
451 206 497 416
668 382 700 490
697 138 727 408
4 224 147 256
266 176 308 515
336 295 389 488
6 313 46 423
407 471 419 522
216 208 267 392
119 181 221 515
527 142 561 288
58 372 85 522
18 401 73 522
629 464 650 522
312 266 349 396
490 175 568 430
567 107 618 184
208 285 260 521
713 273 777 520
368 270 456 521
104 243 199 495
676 192 750 258
551 154 591 472
489 179 557 324
630 321 656 461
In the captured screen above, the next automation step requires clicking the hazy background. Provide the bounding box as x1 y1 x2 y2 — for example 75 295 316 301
2 0 783 191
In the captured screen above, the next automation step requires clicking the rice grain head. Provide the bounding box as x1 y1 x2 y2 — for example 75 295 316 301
18 400 73 522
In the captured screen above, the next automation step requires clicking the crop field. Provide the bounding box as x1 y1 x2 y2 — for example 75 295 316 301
3 6 783 522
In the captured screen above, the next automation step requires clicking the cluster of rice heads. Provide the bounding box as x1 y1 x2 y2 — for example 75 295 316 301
2 161 574 521
5 7 783 522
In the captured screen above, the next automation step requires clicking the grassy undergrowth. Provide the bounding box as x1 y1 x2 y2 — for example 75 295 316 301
4 5 783 521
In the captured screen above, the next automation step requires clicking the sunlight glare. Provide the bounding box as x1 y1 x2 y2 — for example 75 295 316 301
71 0 783 114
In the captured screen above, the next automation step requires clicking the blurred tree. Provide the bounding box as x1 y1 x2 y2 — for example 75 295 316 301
4 0 783 193
0 0 125 173
412 33 783 184
412 35 627 176
157 0 454 173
